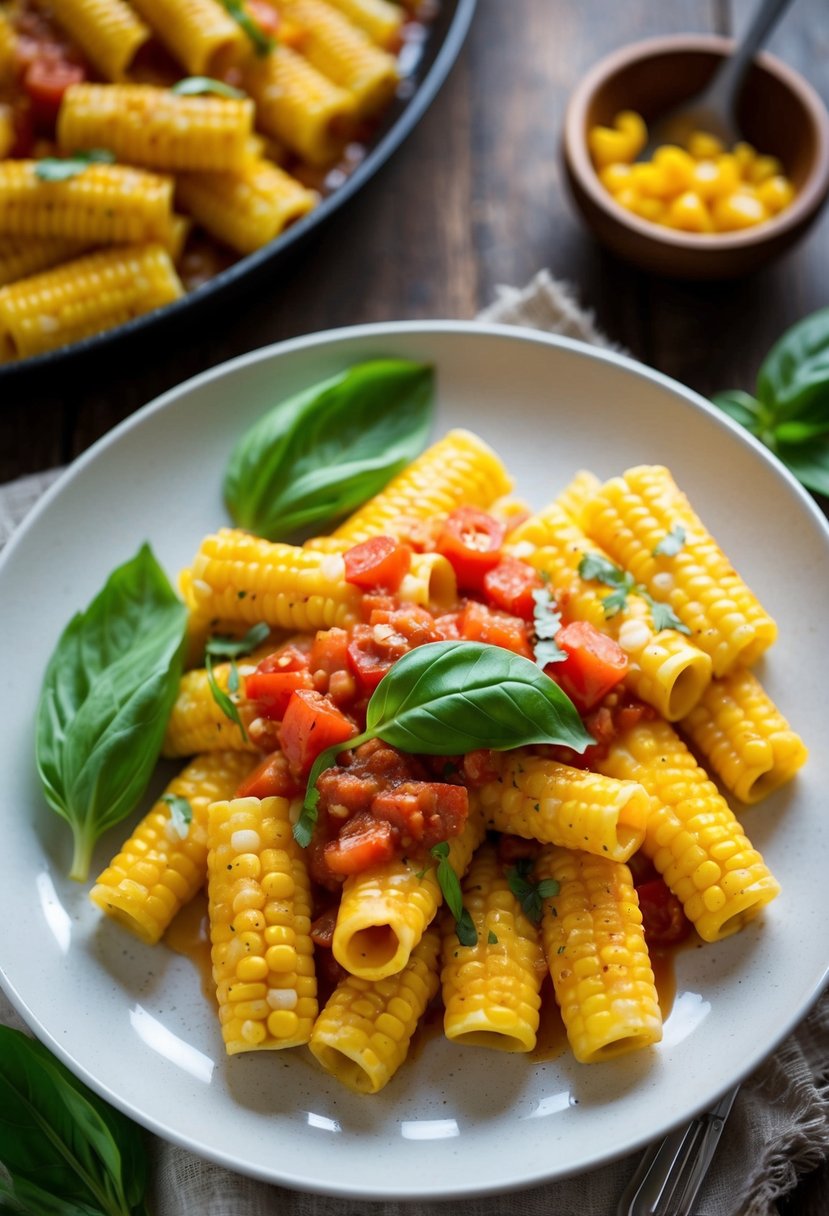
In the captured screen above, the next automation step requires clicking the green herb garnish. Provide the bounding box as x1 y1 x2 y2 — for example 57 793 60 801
221 0 274 55
487 930 499 945
653 525 686 557
506 858 559 923
577 552 690 635
204 621 270 659
224 360 433 541
532 585 565 668
712 308 829 497
203 621 270 739
35 148 116 182
294 640 592 847
171 76 246 98
161 793 193 839
35 544 186 881
431 842 477 946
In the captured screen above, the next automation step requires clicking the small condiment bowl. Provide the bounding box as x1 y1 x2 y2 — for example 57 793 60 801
562 34 829 279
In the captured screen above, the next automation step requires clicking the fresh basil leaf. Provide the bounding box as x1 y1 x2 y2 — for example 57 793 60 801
487 930 498 945
0 1026 149 1216
756 307 829 425
161 794 192 839
775 435 829 497
34 150 115 182
430 843 477 945
775 418 829 443
506 861 559 923
652 525 686 557
600 582 633 618
220 0 274 54
171 76 246 98
223 360 433 540
578 552 627 587
204 621 270 659
205 652 248 743
532 587 565 667
710 389 765 434
295 641 591 846
35 544 186 881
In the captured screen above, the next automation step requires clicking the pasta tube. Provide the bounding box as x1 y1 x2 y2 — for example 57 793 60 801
582 465 777 676
129 0 247 76
554 468 600 529
309 925 441 1093
680 667 807 804
475 750 648 863
593 718 780 941
535 845 662 1063
320 0 404 48
0 236 90 288
207 795 318 1053
441 844 544 1052
49 0 150 79
89 751 256 944
161 647 275 757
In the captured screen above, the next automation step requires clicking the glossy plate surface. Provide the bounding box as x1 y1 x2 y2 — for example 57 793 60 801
0 0 475 382
1 322 827 1199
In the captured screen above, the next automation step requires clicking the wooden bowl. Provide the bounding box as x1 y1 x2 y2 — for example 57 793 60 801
562 34 829 279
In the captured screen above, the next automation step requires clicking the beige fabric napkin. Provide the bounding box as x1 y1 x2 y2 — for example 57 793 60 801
2 270 828 1216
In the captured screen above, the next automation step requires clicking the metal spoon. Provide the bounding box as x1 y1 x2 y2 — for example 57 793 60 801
643 0 794 155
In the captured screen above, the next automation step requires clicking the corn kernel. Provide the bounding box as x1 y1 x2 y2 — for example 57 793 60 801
733 141 757 177
749 154 782 184
688 130 724 159
711 190 769 231
599 163 633 194
756 175 795 214
665 191 714 233
652 145 695 193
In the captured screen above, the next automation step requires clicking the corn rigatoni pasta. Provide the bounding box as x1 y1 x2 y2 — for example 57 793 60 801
49 0 150 79
321 0 404 48
0 236 90 288
129 0 247 75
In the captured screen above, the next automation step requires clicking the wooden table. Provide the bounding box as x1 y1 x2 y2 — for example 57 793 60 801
1 0 827 1209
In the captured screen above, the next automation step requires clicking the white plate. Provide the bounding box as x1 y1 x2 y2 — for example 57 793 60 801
1 322 827 1200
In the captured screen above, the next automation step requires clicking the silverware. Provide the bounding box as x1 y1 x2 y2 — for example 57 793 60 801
616 1086 739 1216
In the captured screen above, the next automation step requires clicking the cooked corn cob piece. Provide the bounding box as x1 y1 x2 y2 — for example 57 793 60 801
476 750 647 863
176 158 317 255
162 647 274 757
280 0 399 118
244 44 357 166
310 924 440 1093
333 805 485 980
536 845 662 1063
129 0 247 76
0 236 90 288
582 465 777 676
332 429 514 544
507 503 712 720
90 752 255 944
554 468 600 529
593 718 780 941
163 213 192 263
0 244 183 362
300 539 458 610
50 0 150 79
320 0 403 47
0 162 174 244
207 795 318 1053
58 84 255 173
441 844 544 1052
680 667 807 804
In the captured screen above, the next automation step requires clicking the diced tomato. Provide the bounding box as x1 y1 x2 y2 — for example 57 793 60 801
23 53 86 128
435 507 506 592
371 780 468 849
343 536 412 592
547 621 628 713
235 750 300 799
433 612 461 640
308 627 350 677
278 689 357 776
245 0 280 35
347 606 440 694
459 599 533 658
346 623 397 692
324 813 396 876
483 556 543 620
636 879 691 947
310 906 338 948
245 644 312 719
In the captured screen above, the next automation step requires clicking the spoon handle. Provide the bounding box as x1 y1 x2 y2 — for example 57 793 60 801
710 0 794 112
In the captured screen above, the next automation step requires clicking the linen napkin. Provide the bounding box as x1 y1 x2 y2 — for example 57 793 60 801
2 270 827 1216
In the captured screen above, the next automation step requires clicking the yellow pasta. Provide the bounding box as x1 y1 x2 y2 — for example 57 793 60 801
535 845 662 1063
680 667 808 804
207 795 318 1053
49 0 150 80
176 158 317 255
0 244 183 362
243 43 357 166
332 806 485 980
554 468 601 529
89 751 256 944
0 13 16 83
475 749 648 863
57 84 255 173
129 0 247 76
593 718 780 941
0 162 174 244
310 926 441 1093
0 236 90 288
441 844 544 1052
582 465 777 676
320 0 404 48
162 653 271 758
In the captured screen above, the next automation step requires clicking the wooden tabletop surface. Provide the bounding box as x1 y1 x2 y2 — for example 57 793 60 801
2 0 827 1209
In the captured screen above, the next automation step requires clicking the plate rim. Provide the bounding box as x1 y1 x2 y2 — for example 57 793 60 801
2 319 829 1200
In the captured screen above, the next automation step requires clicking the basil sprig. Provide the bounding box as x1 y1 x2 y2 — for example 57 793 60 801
221 0 274 55
712 308 829 497
224 360 433 540
36 544 187 881
506 858 559 923
35 149 116 182
430 842 477 946
294 641 592 846
577 552 690 635
0 1026 149 1216
203 621 270 741
171 76 246 98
